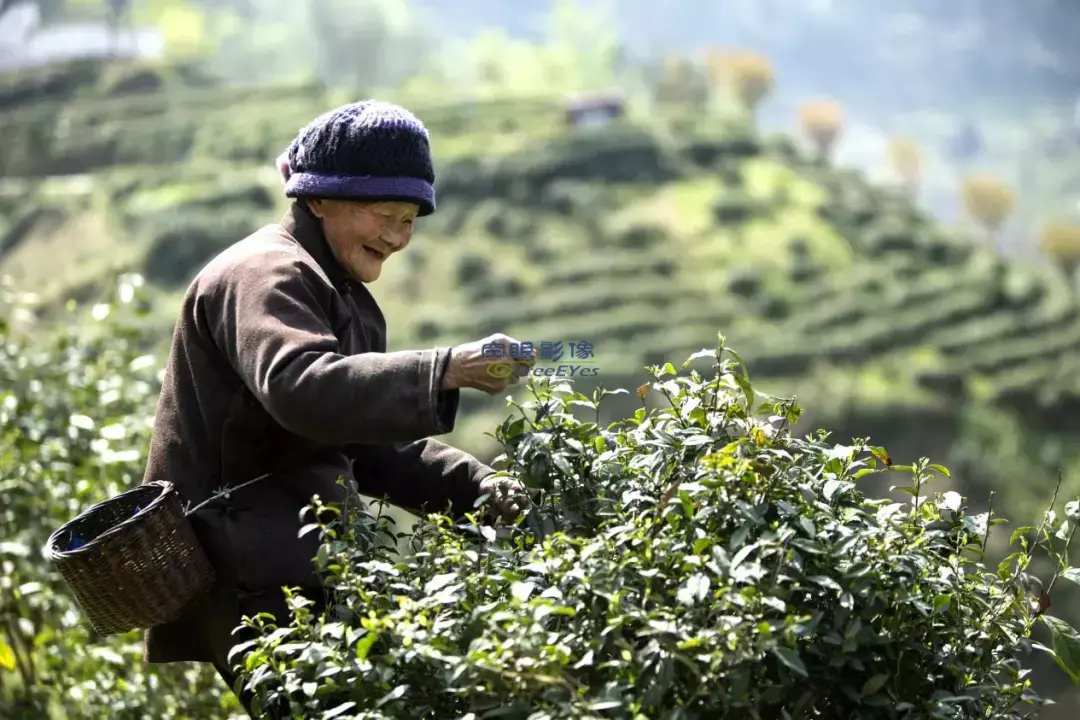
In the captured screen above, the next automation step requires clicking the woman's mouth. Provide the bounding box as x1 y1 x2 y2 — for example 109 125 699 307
363 246 386 260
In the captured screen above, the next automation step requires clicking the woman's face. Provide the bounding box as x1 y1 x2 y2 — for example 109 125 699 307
307 198 418 283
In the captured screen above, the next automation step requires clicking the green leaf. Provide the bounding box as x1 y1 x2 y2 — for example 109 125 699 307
375 685 408 708
1060 568 1080 588
733 374 754 408
425 574 457 594
823 479 852 501
355 631 378 661
772 646 808 677
0 638 15 671
1040 615 1080 683
928 464 951 478
1009 526 1033 545
861 674 888 695
323 703 358 718
587 700 624 711
683 348 716 368
998 552 1023 580
553 454 574 476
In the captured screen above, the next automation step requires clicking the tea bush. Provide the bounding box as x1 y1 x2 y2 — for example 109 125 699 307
0 276 238 719
234 337 1080 719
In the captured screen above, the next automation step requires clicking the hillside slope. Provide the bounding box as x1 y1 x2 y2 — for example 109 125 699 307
3 60 1080 503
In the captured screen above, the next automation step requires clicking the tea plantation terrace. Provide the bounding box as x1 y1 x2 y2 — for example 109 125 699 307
1 65 1080 455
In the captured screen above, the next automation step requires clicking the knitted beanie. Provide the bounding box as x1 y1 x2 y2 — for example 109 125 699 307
283 100 436 216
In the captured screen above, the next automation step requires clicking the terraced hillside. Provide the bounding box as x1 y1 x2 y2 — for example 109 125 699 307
4 60 1080 510
388 127 1080 472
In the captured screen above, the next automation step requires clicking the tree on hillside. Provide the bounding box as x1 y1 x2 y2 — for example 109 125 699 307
202 0 422 89
887 136 922 197
798 99 843 162
201 0 317 85
703 47 733 109
962 174 1014 248
542 0 621 95
717 50 773 124
1040 220 1080 280
308 0 429 91
655 54 707 109
105 0 129 57
127 0 212 62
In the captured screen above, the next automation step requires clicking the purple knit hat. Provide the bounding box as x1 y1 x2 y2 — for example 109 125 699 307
282 100 436 216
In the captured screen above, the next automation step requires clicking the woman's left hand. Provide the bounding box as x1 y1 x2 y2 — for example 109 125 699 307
478 474 532 523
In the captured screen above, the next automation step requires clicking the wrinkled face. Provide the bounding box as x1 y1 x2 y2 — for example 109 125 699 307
306 198 418 283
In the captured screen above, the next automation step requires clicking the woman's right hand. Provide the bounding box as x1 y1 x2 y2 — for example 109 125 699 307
442 333 536 395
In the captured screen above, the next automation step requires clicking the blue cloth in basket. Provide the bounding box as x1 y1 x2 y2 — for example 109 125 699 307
65 504 145 550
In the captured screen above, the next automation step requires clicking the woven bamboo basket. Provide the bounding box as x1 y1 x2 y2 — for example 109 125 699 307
44 481 216 636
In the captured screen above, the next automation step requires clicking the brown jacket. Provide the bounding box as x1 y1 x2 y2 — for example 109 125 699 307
141 201 494 663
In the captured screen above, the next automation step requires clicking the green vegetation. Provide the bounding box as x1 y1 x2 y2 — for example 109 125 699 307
4 33 1080 716
8 289 1080 716
0 278 236 718
234 342 1080 718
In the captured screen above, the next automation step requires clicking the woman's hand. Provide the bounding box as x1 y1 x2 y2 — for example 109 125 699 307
478 474 531 523
442 333 536 395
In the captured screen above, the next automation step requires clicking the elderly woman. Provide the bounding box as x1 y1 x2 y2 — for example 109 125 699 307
140 100 532 717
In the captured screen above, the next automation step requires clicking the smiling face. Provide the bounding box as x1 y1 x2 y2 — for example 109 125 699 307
305 198 418 283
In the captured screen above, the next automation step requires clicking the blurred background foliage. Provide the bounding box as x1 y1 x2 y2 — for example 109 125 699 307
2 0 1080 716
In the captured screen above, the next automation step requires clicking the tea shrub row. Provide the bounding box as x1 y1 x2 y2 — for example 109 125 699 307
232 337 1080 719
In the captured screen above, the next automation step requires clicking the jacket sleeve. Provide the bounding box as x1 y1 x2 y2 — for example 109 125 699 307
349 439 497 520
348 349 497 518
199 246 454 446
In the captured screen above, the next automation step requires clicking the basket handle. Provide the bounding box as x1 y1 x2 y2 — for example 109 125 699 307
183 471 276 517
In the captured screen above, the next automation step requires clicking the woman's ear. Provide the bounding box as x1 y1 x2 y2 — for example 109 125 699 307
275 151 291 182
306 198 325 218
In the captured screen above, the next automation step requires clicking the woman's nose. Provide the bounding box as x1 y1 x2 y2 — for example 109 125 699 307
382 225 413 249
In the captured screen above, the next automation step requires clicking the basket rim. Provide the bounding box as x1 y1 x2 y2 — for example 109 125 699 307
44 481 178 559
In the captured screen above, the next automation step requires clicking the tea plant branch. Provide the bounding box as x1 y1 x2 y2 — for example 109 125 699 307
1042 507 1077 599
981 490 996 555
986 472 1064 629
480 664 580 694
